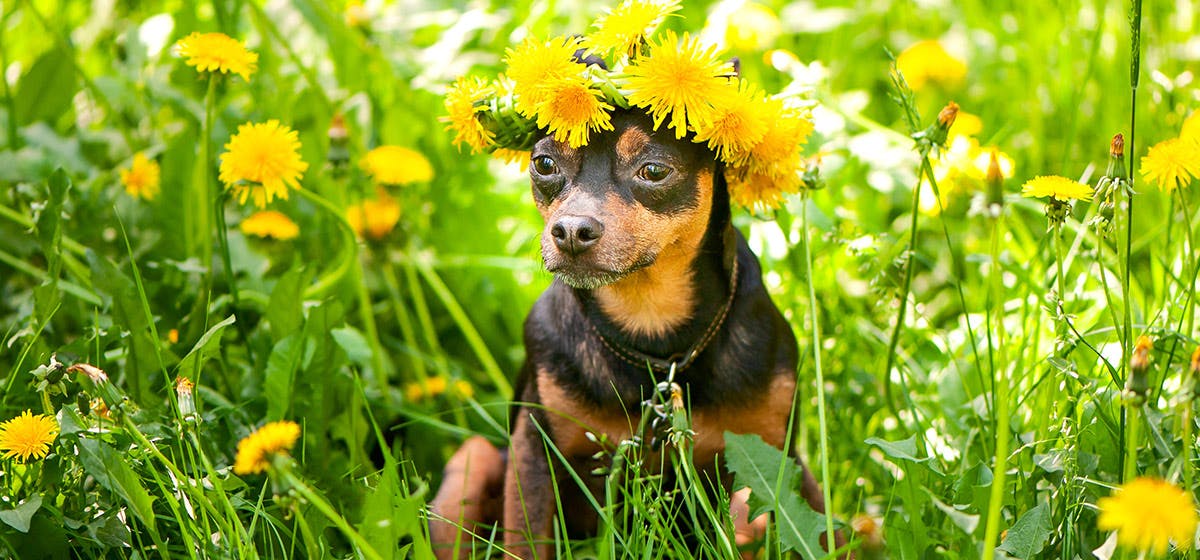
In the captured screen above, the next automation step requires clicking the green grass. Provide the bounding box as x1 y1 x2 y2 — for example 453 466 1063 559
2 0 1200 558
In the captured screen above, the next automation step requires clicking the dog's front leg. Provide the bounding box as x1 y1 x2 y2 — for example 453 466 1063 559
504 408 555 560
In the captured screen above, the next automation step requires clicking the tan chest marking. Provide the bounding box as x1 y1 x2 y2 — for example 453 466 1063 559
537 369 636 460
594 170 714 338
536 369 796 467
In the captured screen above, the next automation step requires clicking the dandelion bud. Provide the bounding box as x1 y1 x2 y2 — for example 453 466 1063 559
68 362 123 409
68 363 108 385
327 113 350 169
1124 335 1153 403
852 514 885 556
936 101 959 130
175 376 196 420
920 101 959 149
985 149 1005 210
1104 133 1128 184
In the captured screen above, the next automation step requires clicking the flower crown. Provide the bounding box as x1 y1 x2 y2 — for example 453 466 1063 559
442 0 815 210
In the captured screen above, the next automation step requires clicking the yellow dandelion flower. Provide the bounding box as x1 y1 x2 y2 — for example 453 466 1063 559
691 79 770 163
723 2 782 52
120 153 161 201
442 76 497 153
219 120 309 208
405 377 448 402
587 0 681 58
233 420 301 475
240 210 300 241
344 0 369 28
948 110 983 139
532 76 615 149
0 410 59 463
1098 477 1197 555
625 31 735 139
726 165 798 211
360 146 434 185
1020 175 1093 202
1183 111 1200 144
492 148 532 169
346 189 401 240
745 100 813 176
452 380 474 399
896 40 967 91
505 36 587 119
1140 138 1200 192
173 32 258 81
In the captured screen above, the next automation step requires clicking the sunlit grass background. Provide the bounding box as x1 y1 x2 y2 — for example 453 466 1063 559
1 0 1200 558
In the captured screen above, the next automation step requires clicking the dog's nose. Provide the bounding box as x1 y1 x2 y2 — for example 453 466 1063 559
551 216 604 256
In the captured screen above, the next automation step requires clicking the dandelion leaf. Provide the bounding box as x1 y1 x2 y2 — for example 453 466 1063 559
723 432 826 557
996 502 1052 559
15 46 76 126
76 438 158 536
865 436 944 475
264 333 305 420
0 494 42 533
267 267 308 341
176 314 236 382
331 326 373 367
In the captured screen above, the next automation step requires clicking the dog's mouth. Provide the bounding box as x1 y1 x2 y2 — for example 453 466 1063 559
543 253 655 290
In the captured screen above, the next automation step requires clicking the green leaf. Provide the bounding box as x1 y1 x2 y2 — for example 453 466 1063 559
267 267 308 341
723 432 826 557
14 47 77 126
331 326 372 366
0 494 42 533
264 334 304 420
927 491 979 535
76 438 158 534
997 502 1053 559
176 315 236 382
865 436 943 475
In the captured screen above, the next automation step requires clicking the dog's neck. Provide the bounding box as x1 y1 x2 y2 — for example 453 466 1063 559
574 172 735 357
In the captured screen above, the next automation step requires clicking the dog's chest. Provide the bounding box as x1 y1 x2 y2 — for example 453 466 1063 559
536 368 796 468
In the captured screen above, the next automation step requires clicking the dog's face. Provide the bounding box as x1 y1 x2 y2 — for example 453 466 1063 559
530 111 718 289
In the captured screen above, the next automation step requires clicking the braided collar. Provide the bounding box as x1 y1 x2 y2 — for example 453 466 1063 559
589 255 739 375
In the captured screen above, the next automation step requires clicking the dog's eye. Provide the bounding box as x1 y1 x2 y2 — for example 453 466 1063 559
532 155 559 176
638 162 672 182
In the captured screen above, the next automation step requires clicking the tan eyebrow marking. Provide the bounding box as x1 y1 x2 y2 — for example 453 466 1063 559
614 126 651 163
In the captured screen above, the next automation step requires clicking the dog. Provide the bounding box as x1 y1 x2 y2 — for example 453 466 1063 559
429 108 832 559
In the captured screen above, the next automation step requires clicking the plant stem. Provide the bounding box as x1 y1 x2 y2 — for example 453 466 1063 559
294 187 358 298
800 195 837 550
980 215 1012 560
283 470 384 560
882 168 922 421
1119 0 1144 487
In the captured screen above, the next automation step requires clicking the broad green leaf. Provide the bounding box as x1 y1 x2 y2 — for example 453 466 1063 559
331 326 372 366
264 334 304 420
927 491 979 535
724 432 826 557
0 494 42 533
176 314 236 382
267 267 307 341
997 502 1053 559
865 436 943 475
15 47 76 126
76 438 158 534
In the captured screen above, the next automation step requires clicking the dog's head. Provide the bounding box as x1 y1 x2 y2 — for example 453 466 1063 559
530 110 721 290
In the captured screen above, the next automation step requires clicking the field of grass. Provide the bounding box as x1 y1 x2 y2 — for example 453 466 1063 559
2 0 1200 558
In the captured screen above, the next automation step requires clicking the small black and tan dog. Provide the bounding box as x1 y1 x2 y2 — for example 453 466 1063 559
429 108 831 559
